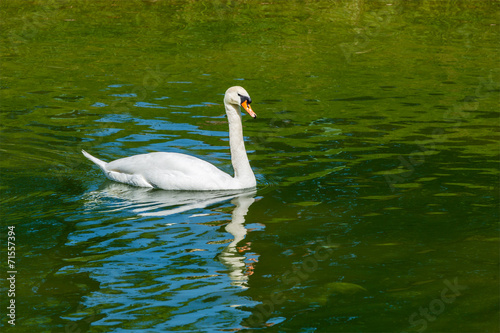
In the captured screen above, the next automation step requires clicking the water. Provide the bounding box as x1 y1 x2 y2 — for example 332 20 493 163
1 1 499 332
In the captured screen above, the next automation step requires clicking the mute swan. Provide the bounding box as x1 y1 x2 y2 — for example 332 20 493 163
82 86 257 191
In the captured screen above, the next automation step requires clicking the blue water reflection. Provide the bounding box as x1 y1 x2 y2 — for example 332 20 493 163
61 185 261 330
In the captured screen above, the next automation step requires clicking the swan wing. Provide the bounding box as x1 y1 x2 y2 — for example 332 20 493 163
105 152 234 190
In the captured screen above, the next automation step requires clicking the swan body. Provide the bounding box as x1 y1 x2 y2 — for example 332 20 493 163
83 86 257 191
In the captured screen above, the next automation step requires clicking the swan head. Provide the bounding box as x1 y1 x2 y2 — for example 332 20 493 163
224 86 257 118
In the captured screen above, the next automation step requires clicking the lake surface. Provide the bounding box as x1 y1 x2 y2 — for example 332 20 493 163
1 1 499 332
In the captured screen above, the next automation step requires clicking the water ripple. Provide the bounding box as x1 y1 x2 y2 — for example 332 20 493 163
60 185 261 330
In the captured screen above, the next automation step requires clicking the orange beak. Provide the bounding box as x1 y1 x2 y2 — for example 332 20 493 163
241 100 257 118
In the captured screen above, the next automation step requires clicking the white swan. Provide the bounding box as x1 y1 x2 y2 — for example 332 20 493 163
82 86 257 191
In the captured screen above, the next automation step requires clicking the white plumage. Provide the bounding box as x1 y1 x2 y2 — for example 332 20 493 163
83 86 257 191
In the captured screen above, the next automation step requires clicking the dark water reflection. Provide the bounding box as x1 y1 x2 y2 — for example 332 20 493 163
1 1 499 332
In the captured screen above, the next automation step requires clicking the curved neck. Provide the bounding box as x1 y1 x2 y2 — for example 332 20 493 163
225 103 255 184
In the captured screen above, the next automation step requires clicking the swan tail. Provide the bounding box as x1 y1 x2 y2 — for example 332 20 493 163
82 150 107 171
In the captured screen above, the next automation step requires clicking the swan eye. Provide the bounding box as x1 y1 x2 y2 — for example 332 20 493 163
238 93 252 105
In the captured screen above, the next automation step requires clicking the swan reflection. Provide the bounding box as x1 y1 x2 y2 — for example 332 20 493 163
84 182 258 288
217 192 256 288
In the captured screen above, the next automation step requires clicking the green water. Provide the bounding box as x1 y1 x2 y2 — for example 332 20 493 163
1 1 499 332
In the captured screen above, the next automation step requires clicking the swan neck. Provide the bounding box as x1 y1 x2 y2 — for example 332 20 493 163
225 103 255 185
